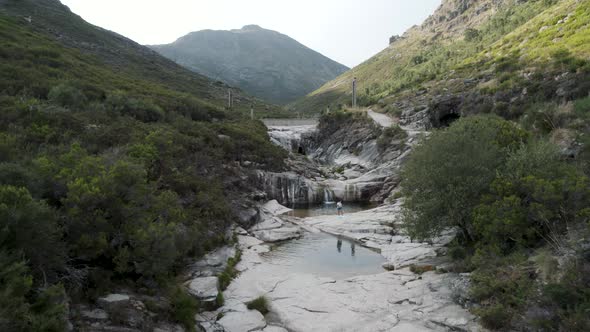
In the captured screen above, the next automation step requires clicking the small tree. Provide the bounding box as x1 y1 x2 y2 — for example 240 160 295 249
401 115 528 240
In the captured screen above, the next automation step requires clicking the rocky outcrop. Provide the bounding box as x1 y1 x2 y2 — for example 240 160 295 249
261 112 412 206
187 277 219 302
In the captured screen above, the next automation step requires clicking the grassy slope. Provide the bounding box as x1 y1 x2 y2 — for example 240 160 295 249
292 0 589 114
0 0 291 118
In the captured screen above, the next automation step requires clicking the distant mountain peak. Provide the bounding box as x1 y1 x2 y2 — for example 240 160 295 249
240 24 264 31
151 26 349 104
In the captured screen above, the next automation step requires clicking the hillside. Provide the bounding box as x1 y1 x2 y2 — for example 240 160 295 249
0 0 288 117
294 0 590 120
0 0 287 330
150 25 349 104
292 0 590 331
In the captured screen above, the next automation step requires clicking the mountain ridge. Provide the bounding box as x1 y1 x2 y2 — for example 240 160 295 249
150 25 349 104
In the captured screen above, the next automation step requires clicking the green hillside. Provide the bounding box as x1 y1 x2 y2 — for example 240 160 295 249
0 1 286 330
294 0 590 116
0 0 290 118
150 25 349 104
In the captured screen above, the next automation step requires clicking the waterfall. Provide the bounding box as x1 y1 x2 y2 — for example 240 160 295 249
323 188 335 204
258 171 324 207
344 184 359 202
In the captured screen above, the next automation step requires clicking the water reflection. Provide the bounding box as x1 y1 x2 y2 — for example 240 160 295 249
261 232 385 279
286 202 378 218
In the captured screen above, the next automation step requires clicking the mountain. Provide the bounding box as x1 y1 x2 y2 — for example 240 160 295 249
294 0 590 120
150 25 349 104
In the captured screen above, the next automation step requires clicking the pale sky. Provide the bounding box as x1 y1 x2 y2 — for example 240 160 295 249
60 0 441 68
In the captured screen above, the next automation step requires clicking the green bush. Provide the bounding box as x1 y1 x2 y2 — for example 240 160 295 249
246 296 269 315
0 186 65 279
48 82 87 110
0 251 67 332
473 140 590 253
169 286 199 332
377 125 407 152
401 115 528 240
215 291 224 308
574 96 590 117
218 249 242 291
106 91 164 123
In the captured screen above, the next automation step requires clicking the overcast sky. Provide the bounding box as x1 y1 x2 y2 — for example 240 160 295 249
60 0 441 68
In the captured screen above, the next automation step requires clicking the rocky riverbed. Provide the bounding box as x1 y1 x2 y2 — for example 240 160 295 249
186 113 483 331
191 200 482 332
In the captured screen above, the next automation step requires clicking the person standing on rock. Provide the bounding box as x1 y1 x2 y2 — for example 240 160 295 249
336 201 343 216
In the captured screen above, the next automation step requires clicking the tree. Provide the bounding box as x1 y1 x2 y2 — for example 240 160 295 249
401 115 528 240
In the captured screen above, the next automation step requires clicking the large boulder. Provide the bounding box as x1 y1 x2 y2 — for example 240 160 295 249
217 310 266 332
253 227 302 243
187 277 219 302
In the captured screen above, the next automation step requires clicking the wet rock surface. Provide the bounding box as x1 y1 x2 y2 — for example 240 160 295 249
198 201 482 332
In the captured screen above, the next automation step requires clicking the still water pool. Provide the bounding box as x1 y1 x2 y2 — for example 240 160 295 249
285 202 378 218
262 203 386 279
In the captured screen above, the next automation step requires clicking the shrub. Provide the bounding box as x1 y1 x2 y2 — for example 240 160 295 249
48 82 87 109
464 28 481 42
169 286 199 332
106 91 164 123
574 96 590 117
0 251 67 332
0 186 65 280
377 125 407 152
473 140 590 253
401 115 528 240
409 265 436 275
246 296 269 315
215 291 224 308
217 249 241 291
471 252 535 330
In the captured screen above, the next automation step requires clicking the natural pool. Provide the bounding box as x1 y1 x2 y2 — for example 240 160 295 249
261 203 386 279
285 202 378 218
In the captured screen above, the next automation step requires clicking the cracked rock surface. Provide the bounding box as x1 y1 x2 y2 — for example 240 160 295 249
198 202 483 332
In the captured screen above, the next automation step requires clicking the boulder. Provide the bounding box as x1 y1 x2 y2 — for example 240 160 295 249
253 227 302 243
97 294 130 310
217 310 266 332
81 309 108 321
187 277 219 301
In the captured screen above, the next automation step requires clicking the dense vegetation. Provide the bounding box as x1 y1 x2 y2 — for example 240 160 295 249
0 5 286 331
402 113 590 330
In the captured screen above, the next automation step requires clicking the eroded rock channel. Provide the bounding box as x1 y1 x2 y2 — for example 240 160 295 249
191 115 482 332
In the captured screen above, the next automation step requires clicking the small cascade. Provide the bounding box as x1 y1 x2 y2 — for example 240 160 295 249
344 184 360 202
257 171 323 207
323 187 335 204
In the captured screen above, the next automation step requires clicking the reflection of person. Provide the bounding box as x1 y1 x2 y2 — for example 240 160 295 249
351 243 356 257
336 201 343 216
337 238 342 253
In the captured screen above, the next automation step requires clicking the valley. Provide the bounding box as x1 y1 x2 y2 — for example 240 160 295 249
1 0 589 331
